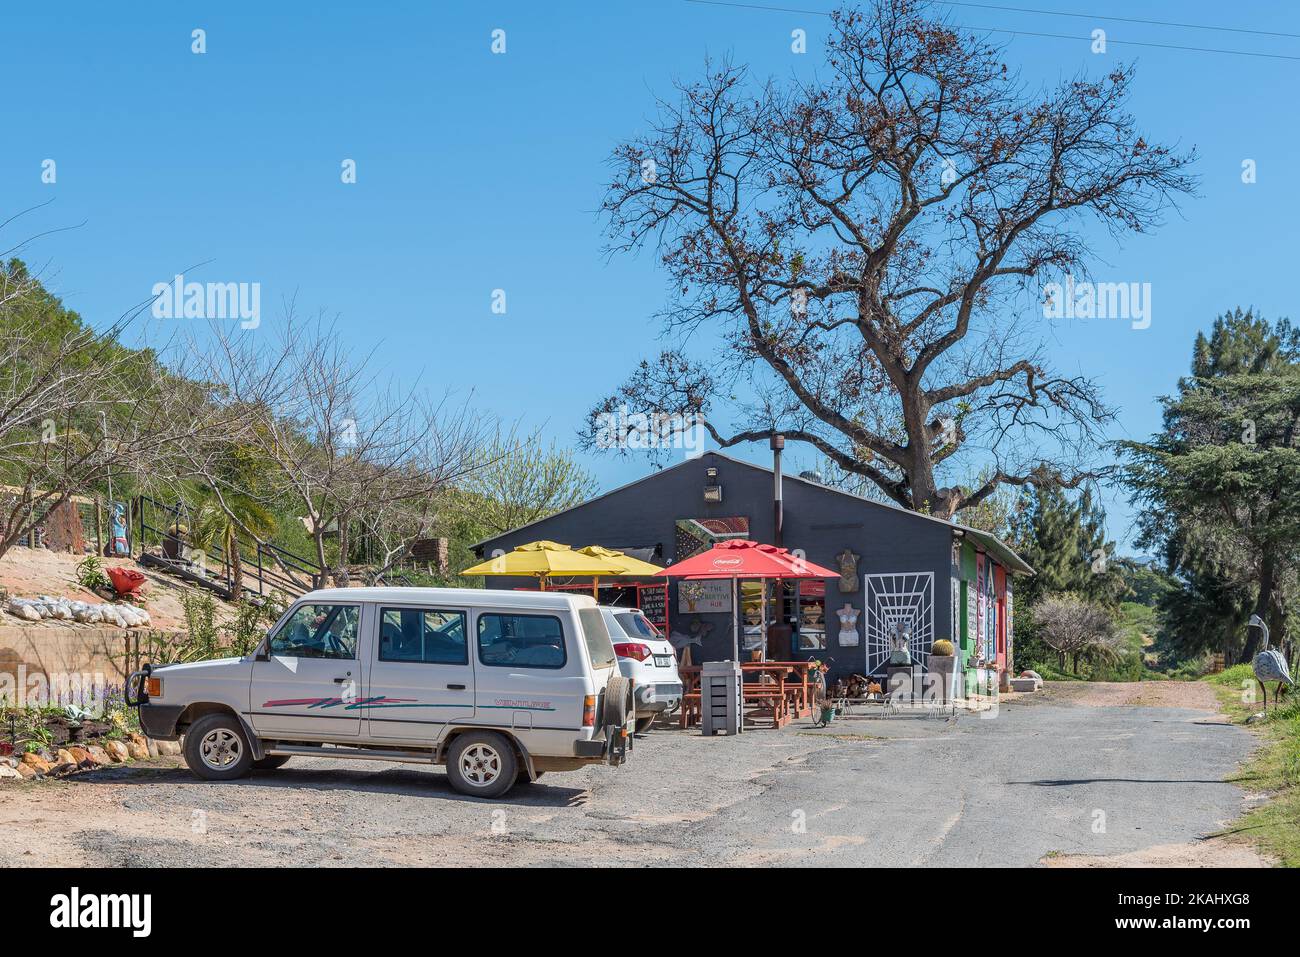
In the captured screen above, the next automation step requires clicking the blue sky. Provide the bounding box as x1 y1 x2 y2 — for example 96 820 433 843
3 1 1296 554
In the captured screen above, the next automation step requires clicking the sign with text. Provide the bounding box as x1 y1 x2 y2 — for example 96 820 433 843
678 579 732 614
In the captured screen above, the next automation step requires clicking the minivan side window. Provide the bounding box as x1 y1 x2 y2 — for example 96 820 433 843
379 608 467 665
268 604 360 660
477 613 567 669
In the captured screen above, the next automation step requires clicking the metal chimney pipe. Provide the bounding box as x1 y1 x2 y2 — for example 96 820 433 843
770 433 785 547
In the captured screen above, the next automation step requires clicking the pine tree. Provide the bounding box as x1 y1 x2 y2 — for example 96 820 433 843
1009 486 1124 608
1122 309 1300 664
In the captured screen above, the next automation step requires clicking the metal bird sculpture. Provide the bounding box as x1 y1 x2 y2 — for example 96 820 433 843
1249 615 1294 712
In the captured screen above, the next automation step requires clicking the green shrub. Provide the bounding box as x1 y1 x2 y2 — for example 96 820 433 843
75 555 110 592
179 590 221 658
228 599 279 656
1208 663 1255 687
129 591 283 667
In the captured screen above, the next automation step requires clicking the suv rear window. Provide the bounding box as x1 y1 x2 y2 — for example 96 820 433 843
580 608 617 669
614 611 661 640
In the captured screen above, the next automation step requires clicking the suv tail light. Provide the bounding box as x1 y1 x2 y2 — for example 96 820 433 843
583 695 596 727
614 642 652 661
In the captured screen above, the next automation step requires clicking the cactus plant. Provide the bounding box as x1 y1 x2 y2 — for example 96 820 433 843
930 638 955 657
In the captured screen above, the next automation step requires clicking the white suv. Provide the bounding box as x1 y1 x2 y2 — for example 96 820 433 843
127 588 635 798
601 607 682 734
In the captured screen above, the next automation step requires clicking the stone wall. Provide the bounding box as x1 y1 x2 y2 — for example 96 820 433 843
0 624 181 690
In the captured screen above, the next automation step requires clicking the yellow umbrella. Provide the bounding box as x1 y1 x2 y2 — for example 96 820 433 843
577 545 664 598
576 545 663 577
461 540 626 590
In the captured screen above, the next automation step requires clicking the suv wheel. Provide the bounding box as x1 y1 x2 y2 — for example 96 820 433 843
183 714 254 781
446 731 518 798
252 755 292 771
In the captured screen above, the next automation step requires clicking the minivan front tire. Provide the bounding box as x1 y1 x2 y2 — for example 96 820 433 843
183 713 254 781
251 755 292 771
446 731 518 798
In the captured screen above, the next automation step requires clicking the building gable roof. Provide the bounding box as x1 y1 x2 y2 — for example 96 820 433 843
472 451 1034 575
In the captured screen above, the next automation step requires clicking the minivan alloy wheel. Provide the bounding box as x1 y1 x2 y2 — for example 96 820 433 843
199 728 243 770
459 743 502 786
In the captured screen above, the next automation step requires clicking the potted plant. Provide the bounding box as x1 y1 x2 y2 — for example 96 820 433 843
928 638 957 704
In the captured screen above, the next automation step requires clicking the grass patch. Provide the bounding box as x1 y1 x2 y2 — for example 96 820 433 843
1033 664 1085 682
1206 663 1255 688
1205 670 1300 867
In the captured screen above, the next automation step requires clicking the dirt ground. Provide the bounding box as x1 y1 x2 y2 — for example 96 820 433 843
0 545 213 630
1033 679 1225 711
0 679 1269 868
1042 841 1268 868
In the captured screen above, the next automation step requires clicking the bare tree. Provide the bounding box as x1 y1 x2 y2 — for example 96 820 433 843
583 0 1195 518
0 259 235 562
1033 593 1118 674
191 315 492 586
450 429 598 537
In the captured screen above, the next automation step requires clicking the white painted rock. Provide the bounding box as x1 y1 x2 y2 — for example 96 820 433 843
124 605 151 626
10 603 40 622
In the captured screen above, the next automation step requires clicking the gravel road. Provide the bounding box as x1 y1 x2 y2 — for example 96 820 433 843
0 682 1265 867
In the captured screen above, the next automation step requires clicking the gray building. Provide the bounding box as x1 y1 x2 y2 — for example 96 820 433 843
472 452 1031 690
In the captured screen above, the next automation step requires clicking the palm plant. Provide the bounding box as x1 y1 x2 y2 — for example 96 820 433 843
189 490 277 595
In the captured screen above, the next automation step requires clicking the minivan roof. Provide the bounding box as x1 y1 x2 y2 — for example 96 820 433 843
297 587 598 609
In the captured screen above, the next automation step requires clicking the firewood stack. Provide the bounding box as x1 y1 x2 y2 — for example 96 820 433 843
832 674 882 698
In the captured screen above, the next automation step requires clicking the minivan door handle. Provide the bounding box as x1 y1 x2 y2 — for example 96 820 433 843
447 683 466 690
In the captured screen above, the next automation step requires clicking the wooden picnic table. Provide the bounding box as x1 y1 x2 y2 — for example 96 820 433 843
678 661 816 730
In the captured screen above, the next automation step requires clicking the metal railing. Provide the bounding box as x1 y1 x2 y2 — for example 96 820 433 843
134 496 321 601
254 541 321 597
131 497 426 599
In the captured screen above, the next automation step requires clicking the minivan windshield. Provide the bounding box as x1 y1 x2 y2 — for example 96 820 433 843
579 608 617 669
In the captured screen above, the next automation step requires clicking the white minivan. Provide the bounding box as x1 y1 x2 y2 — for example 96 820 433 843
126 588 635 798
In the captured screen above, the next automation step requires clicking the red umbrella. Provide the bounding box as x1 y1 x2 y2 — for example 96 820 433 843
655 540 836 660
